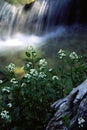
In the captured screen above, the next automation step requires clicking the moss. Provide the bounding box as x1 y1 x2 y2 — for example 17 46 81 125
5 0 35 5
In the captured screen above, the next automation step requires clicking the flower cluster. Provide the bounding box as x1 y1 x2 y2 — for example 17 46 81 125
24 73 31 79
78 117 85 128
2 87 10 93
49 68 53 72
23 62 32 70
0 80 3 84
58 49 66 59
0 110 10 121
30 69 38 77
6 63 15 73
7 103 12 108
69 52 78 60
10 78 18 84
28 46 34 53
39 59 47 70
24 70 47 80
52 76 59 81
38 72 46 79
28 46 37 57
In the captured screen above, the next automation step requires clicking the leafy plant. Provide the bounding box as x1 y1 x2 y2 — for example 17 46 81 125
57 49 87 96
0 47 87 130
63 115 70 128
0 46 60 130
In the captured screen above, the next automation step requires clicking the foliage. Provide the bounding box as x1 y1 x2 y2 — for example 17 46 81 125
4 0 35 5
0 47 87 130
63 115 70 128
57 49 87 96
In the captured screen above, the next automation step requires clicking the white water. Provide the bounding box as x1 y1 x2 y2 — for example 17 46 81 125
0 0 87 54
0 26 66 52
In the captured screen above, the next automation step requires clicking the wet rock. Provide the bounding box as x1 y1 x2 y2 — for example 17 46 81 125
46 80 87 130
23 1 35 11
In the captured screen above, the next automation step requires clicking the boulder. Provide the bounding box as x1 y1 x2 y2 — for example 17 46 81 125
46 80 87 130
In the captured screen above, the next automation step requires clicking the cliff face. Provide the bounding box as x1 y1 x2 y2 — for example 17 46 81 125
46 80 87 130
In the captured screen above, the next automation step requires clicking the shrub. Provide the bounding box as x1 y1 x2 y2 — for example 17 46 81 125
0 47 87 130
57 49 87 96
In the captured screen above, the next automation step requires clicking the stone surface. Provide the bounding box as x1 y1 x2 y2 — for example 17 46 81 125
23 1 35 11
46 80 87 130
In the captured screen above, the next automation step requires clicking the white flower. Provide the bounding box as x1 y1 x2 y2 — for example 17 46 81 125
25 62 32 68
28 62 32 65
26 63 30 68
28 46 34 52
0 80 3 84
30 69 38 77
33 52 37 56
58 49 64 54
2 87 10 93
39 59 47 66
49 68 53 72
28 46 36 56
7 103 12 108
23 62 32 70
39 59 47 69
0 110 10 120
69 52 78 60
24 73 31 79
38 72 46 79
10 78 18 84
58 49 66 59
52 76 59 81
78 117 85 128
6 63 15 73
21 83 26 87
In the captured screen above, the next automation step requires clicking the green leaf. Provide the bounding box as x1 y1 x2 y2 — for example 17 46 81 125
25 52 31 57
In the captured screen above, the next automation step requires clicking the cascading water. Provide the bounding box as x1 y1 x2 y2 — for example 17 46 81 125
0 0 87 53
0 0 66 51
35 0 71 33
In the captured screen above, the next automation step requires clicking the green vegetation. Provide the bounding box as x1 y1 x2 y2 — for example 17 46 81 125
5 0 35 5
0 47 87 130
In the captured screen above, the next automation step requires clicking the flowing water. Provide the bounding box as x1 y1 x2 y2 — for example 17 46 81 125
0 0 87 67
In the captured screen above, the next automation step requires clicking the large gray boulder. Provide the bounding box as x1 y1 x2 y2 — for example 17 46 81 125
46 80 87 130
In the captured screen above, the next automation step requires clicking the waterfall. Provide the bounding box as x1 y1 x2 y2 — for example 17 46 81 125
0 0 87 36
0 0 87 51
24 0 72 34
0 2 24 37
0 1 45 36
35 0 48 34
0 0 79 37
35 0 71 33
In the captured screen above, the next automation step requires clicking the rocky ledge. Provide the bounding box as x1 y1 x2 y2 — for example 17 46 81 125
46 80 87 130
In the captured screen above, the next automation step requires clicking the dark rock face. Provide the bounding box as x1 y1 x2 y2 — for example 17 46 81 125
68 0 87 24
42 0 87 27
23 1 35 11
46 80 87 130
79 0 87 23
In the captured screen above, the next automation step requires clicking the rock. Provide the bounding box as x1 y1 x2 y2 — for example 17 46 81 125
68 0 87 24
46 80 87 130
23 1 35 11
